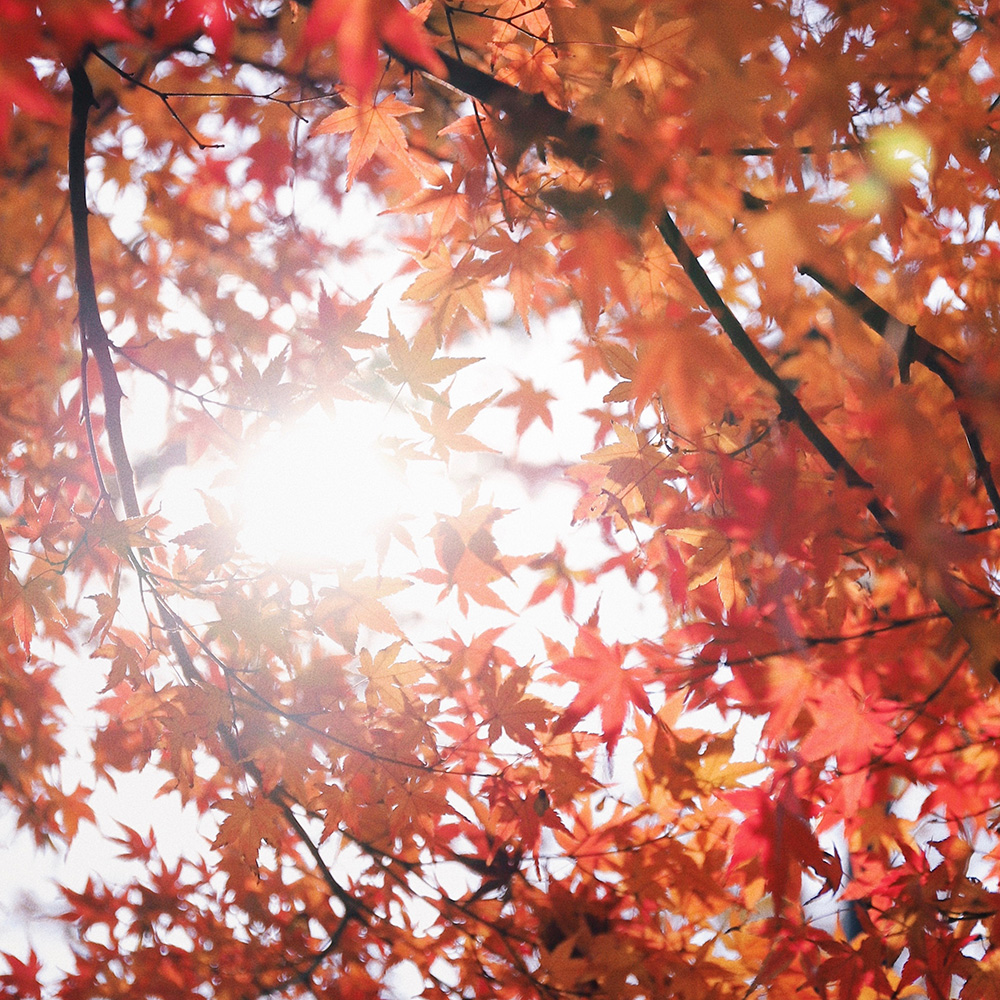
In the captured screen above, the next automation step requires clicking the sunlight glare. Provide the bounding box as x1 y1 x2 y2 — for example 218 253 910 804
237 404 406 567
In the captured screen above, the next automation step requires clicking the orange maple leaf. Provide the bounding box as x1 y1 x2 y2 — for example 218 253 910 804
415 498 519 614
477 229 556 331
86 566 121 644
569 422 672 528
612 9 689 101
313 92 422 188
499 376 556 437
798 677 898 774
402 245 488 329
212 794 284 878
315 568 409 653
412 389 500 459
359 640 412 713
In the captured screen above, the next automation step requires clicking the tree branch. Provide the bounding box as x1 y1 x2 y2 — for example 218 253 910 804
435 51 597 166
655 212 903 547
71 59 206 684
424 56 904 546
799 264 1000 521
417 55 1000 646
69 60 141 521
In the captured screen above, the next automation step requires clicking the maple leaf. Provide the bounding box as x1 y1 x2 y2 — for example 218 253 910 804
951 612 1000 689
0 59 60 146
727 780 842 914
528 542 588 616
92 628 154 693
412 389 501 459
478 229 557 331
359 640 412 713
315 287 382 350
212 794 285 878
86 508 161 558
556 222 635 333
313 93 422 188
110 823 157 864
485 672 550 749
798 678 899 776
302 0 445 97
569 422 673 528
85 566 120 644
961 949 1000 1000
612 10 689 103
415 497 520 614
550 627 655 754
383 317 481 402
0 948 43 1000
402 245 489 330
667 524 748 612
498 376 556 437
315 568 409 652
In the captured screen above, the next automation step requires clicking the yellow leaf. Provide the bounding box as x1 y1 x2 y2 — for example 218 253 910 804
384 317 481 402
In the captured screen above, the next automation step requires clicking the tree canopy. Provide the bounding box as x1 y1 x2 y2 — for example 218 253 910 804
3 1 1000 997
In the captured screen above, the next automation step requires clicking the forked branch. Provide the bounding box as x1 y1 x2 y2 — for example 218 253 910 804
799 264 1000 521
425 56 903 546
69 62 141 521
655 212 903 547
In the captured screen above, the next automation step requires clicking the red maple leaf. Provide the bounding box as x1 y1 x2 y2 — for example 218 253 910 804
727 777 842 915
302 0 445 97
551 626 654 754
0 949 43 999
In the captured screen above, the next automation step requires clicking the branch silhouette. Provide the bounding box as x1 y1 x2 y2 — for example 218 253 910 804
799 263 1000 523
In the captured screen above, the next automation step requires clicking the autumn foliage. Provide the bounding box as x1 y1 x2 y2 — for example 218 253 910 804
4 0 1000 997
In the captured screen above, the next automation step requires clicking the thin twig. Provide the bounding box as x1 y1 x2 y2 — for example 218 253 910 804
442 1 549 45
90 49 223 149
93 47 319 126
676 607 972 672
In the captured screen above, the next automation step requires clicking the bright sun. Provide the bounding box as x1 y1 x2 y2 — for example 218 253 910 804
236 403 408 568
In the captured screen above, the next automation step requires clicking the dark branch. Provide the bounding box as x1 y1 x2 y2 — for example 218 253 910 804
69 60 141 521
425 55 903 548
71 59 205 685
799 264 1000 520
655 212 904 548
435 51 597 167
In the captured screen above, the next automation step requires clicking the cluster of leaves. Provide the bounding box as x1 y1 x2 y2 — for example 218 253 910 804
2 1 1000 998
